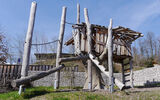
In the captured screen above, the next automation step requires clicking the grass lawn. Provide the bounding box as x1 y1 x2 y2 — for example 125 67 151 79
1 86 160 100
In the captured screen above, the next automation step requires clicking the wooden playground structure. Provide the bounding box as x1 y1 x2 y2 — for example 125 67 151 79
11 2 143 94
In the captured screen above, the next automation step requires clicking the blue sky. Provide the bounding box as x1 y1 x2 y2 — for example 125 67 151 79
0 0 160 56
0 0 160 39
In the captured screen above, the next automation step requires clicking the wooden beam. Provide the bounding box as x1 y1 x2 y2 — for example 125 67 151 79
84 8 92 90
19 1 37 95
54 6 67 89
59 56 88 63
11 64 65 88
89 54 124 90
108 19 114 93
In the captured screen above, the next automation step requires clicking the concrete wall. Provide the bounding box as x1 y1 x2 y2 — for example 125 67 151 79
29 65 160 87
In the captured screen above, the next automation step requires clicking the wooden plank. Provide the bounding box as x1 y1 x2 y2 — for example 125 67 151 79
14 65 18 79
100 34 104 53
85 37 88 52
0 65 3 80
117 39 121 55
3 65 6 78
121 45 125 55
10 65 14 79
113 44 116 54
81 33 85 52
99 33 101 53
54 6 67 89
6 65 10 79
96 33 100 53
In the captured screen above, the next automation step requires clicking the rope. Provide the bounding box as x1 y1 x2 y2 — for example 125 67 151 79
31 40 59 46
65 21 75 25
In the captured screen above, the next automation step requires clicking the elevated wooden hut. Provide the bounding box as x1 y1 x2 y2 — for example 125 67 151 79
65 23 143 63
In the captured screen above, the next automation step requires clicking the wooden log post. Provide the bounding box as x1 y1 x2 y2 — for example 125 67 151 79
73 3 81 55
12 64 65 87
108 19 114 93
77 3 80 24
84 8 92 90
19 1 37 95
129 58 134 88
54 6 67 89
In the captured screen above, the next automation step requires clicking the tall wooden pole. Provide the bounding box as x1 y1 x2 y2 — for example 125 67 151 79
84 8 92 90
108 18 114 93
19 1 37 95
73 3 81 55
77 3 80 24
54 6 67 89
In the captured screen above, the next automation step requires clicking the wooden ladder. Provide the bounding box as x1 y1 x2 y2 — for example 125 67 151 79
121 59 134 88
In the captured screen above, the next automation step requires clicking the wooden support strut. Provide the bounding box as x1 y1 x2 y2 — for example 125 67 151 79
19 1 37 95
84 8 92 90
54 6 67 89
11 64 65 88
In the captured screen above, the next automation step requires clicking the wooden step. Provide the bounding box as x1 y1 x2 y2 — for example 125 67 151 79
125 80 130 82
124 73 130 77
124 68 130 72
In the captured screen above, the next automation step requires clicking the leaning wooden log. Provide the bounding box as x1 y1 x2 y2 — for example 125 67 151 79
98 34 109 63
59 56 88 63
11 64 65 88
19 1 37 95
54 6 67 89
89 54 124 90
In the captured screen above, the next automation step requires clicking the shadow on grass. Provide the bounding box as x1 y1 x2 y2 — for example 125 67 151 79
22 90 50 99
